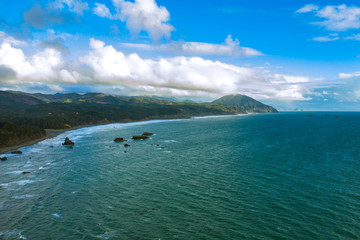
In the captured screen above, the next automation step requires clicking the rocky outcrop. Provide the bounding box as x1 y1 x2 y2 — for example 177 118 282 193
124 143 130 147
22 171 31 174
0 157 7 161
114 137 126 142
62 137 74 146
11 150 22 154
132 135 149 140
142 132 153 136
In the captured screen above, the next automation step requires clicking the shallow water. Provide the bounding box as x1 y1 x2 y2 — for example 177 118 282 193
0 112 359 239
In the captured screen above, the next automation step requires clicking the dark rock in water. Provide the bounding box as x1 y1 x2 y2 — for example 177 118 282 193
0 157 7 161
334 115 340 118
50 146 54 148
142 132 153 136
114 137 126 142
132 135 149 140
124 144 130 147
62 137 74 146
11 150 22 154
69 146 74 149
124 151 127 153
22 171 31 174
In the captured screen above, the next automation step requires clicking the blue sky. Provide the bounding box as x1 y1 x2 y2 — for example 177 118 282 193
0 0 360 110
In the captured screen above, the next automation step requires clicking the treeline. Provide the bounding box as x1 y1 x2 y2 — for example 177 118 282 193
0 122 45 148
0 101 231 132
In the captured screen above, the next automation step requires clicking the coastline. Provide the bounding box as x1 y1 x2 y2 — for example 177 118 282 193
0 113 250 155
0 123 102 155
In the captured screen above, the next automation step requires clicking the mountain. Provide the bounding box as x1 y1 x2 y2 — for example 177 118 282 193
0 91 46 108
212 94 278 113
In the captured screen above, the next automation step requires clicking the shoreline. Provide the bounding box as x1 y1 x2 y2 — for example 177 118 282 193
0 123 104 155
0 113 250 155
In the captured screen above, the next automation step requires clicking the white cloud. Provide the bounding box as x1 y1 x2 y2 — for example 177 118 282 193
0 42 81 83
80 39 308 100
0 38 311 101
296 4 360 31
312 33 339 42
52 0 89 15
339 72 360 79
93 3 112 18
0 31 27 46
100 0 174 40
123 35 262 57
296 4 319 14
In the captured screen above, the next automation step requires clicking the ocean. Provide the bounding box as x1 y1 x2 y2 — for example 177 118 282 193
0 112 359 239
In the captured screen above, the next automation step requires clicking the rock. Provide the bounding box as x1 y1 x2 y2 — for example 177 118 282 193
132 135 149 140
50 146 54 148
0 157 7 161
142 132 153 136
124 144 130 147
11 150 22 154
114 137 127 142
62 137 74 146
124 151 127 153
69 146 74 149
334 115 340 118
22 171 31 174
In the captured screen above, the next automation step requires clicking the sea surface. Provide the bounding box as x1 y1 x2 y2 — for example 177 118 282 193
0 112 359 239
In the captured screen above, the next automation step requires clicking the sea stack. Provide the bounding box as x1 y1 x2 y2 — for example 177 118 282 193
0 157 7 161
11 150 22 154
132 135 149 140
142 132 153 136
114 137 126 142
62 137 75 146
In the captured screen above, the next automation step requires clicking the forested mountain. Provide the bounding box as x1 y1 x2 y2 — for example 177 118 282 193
212 94 278 113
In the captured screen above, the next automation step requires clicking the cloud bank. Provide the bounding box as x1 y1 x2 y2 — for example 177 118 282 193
0 37 309 101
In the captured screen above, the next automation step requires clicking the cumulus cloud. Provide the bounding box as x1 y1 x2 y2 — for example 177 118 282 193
95 0 174 40
123 35 263 57
93 3 112 18
0 41 81 83
0 38 310 101
38 29 70 54
79 39 308 100
296 4 360 31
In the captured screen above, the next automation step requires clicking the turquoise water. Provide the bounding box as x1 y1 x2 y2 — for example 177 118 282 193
0 112 359 239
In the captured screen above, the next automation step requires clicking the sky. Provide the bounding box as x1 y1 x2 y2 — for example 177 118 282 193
0 0 360 110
